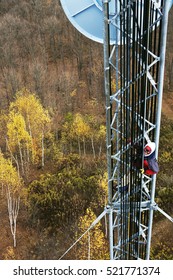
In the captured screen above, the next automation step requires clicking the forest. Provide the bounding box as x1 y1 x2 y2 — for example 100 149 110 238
0 0 173 260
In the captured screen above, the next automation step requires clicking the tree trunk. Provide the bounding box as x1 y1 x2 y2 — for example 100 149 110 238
6 138 20 177
83 137 86 156
78 136 81 156
7 188 20 248
99 143 102 158
17 135 24 175
42 131 44 167
91 136 96 159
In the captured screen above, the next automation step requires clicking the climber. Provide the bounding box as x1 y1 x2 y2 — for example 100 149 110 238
142 141 159 176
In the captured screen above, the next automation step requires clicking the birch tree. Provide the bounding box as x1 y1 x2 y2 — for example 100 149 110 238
7 111 31 175
0 151 22 247
61 112 74 153
98 125 106 158
76 208 109 260
72 113 90 156
7 88 51 169
85 115 97 159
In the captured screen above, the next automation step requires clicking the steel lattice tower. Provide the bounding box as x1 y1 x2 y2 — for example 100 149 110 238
103 0 172 260
60 0 173 260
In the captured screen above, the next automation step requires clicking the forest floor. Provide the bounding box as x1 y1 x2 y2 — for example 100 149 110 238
0 195 37 259
0 91 173 260
152 215 173 248
151 89 173 255
162 92 173 120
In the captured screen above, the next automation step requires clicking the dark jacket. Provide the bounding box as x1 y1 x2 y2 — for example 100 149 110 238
144 151 159 175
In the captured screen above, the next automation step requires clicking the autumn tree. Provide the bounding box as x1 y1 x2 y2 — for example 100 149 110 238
6 88 51 174
84 115 97 158
84 115 106 158
97 125 106 157
61 112 75 154
7 111 31 175
72 113 90 156
60 112 106 158
27 158 108 229
75 208 109 260
0 151 23 247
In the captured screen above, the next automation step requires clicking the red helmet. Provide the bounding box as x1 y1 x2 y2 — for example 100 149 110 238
144 142 156 156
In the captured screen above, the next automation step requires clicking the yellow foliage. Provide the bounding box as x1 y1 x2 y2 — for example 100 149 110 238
99 172 108 198
70 89 77 97
76 208 109 260
10 88 50 137
72 113 90 138
159 151 172 163
7 111 31 151
87 98 98 109
7 88 51 164
0 151 22 194
98 125 106 139
2 246 15 260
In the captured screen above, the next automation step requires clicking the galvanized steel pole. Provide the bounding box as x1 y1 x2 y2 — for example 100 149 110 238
146 0 171 260
102 0 114 259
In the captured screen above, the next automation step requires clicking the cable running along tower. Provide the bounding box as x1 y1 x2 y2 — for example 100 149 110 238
60 0 173 260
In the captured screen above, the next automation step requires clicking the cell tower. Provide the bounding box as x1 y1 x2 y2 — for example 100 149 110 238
60 0 173 260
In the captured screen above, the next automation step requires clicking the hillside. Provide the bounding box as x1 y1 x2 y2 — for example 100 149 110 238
0 0 172 260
